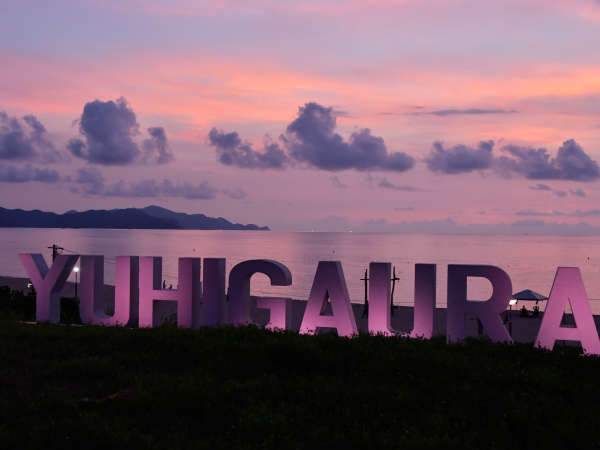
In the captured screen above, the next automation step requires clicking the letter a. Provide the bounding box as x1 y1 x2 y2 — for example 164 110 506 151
299 261 357 337
535 267 600 355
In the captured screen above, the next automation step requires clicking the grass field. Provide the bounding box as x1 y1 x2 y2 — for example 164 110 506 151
1 288 600 449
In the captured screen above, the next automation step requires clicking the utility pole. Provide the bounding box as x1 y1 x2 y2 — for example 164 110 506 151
48 244 64 262
361 268 369 318
390 266 399 316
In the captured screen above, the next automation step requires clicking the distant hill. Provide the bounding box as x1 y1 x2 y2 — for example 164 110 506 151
0 206 269 231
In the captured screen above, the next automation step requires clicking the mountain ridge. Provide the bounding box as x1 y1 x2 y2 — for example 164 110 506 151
0 205 269 231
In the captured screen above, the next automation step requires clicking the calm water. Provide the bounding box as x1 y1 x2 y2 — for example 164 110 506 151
2 228 600 311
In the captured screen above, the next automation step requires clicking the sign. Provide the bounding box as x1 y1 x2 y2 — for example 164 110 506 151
18 254 600 355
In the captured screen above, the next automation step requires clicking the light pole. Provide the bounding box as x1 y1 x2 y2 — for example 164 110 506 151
73 266 79 298
508 298 517 335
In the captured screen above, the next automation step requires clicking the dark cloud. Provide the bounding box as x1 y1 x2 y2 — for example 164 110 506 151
528 183 587 198
426 139 600 181
378 177 419 191
498 139 600 181
425 140 494 174
143 127 174 164
68 97 140 165
417 108 517 117
75 167 105 194
208 128 287 169
0 112 62 163
284 103 414 171
73 166 216 199
0 164 61 183
104 179 217 199
69 97 172 166
529 183 552 191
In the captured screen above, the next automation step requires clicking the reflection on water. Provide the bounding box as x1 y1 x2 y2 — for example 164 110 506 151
1 228 600 311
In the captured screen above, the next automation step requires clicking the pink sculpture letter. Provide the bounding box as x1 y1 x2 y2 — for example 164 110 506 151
535 267 600 355
411 264 436 338
447 265 512 343
196 258 227 327
367 262 393 336
79 255 139 326
256 297 293 331
368 263 436 338
228 259 292 326
299 261 357 337
19 253 79 323
139 257 201 328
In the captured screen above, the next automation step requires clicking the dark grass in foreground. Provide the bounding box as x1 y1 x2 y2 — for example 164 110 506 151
1 320 600 450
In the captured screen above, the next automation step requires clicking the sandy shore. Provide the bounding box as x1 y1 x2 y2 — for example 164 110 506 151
0 275 570 343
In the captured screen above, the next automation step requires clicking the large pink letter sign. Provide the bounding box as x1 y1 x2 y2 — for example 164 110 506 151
368 263 436 338
79 255 139 326
228 260 292 327
535 267 600 355
19 253 79 323
196 258 227 327
139 257 201 328
447 265 512 343
299 261 357 337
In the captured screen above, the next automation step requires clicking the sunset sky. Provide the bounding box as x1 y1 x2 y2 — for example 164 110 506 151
2 0 600 232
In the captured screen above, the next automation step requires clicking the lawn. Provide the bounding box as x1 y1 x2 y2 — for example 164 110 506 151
1 288 599 449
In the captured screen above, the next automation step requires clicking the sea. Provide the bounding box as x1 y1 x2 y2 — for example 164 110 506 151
2 228 600 312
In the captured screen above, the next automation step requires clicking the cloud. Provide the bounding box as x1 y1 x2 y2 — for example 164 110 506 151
284 102 414 171
529 183 552 191
73 166 217 199
330 176 347 189
75 167 105 194
104 179 217 199
378 177 419 191
426 139 600 181
528 183 586 198
356 217 600 236
312 215 353 232
208 128 287 169
209 102 414 172
571 209 600 218
498 139 600 181
0 164 61 183
514 209 600 218
515 209 563 217
222 187 247 199
425 140 494 174
68 97 172 166
143 127 174 164
0 112 62 163
416 108 517 117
